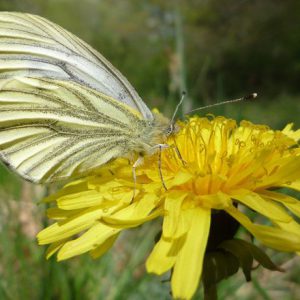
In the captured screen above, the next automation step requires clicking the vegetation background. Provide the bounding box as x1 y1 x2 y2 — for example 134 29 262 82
0 0 299 299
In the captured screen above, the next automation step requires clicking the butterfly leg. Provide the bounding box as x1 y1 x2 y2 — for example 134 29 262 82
132 143 168 198
132 155 144 199
150 143 169 191
172 137 187 166
158 144 167 191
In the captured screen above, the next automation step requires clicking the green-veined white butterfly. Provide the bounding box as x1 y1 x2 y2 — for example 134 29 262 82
0 12 173 184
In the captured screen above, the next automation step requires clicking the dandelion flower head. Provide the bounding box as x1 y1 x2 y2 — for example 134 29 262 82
38 116 300 299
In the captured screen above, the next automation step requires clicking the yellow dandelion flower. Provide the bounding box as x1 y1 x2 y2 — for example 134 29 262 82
37 116 300 300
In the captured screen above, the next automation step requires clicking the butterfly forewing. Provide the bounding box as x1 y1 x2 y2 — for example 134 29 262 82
0 12 153 119
0 77 144 183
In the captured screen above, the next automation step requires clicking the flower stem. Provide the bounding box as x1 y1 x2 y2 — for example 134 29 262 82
204 283 218 300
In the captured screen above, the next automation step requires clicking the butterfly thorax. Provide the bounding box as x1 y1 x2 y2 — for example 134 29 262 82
128 112 172 157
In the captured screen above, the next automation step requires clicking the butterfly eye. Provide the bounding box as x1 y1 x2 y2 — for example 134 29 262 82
165 124 174 136
168 123 180 136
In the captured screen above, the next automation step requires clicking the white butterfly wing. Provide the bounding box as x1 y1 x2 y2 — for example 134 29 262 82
0 12 153 120
0 77 145 183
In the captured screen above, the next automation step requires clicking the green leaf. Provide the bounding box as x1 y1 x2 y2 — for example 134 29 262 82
202 250 239 287
219 239 254 281
219 239 283 283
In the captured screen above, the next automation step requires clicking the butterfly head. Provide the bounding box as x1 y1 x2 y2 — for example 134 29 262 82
152 111 178 138
165 121 179 136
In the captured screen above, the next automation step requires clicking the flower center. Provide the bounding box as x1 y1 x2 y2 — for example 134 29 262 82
153 116 297 200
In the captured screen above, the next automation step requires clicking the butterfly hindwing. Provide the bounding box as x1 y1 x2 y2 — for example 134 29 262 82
0 77 144 183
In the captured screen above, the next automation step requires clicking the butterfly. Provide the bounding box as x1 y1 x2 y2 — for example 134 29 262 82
0 12 173 184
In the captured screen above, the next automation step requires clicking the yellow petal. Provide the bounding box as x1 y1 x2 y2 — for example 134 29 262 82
46 207 79 220
281 180 300 192
263 156 300 186
233 192 292 222
102 208 163 228
272 217 300 236
163 191 186 238
170 171 193 187
43 180 88 203
197 192 232 209
284 202 300 218
260 190 298 204
146 236 177 275
90 234 119 259
225 152 268 188
171 207 211 300
45 239 68 259
282 123 300 141
57 223 119 260
260 190 300 217
226 206 300 252
102 194 161 227
57 190 104 209
37 206 104 244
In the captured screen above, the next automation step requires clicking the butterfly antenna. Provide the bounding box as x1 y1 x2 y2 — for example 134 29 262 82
170 91 186 125
188 93 257 114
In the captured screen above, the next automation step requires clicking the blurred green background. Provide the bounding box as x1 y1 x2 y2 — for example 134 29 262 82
0 0 299 299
